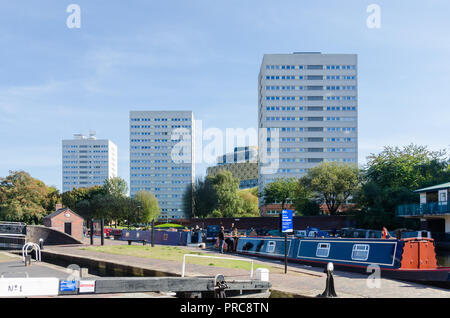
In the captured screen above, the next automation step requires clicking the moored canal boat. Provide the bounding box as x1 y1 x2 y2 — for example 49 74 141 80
235 235 450 283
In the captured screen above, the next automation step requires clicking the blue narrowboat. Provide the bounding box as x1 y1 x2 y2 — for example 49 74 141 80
236 235 450 283
120 229 200 246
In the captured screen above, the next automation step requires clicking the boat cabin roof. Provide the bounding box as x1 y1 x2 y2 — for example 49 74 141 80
414 182 450 193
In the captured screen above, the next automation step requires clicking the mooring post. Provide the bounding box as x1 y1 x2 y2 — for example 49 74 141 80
90 219 94 245
318 262 337 298
39 238 44 250
151 219 154 247
100 218 105 246
25 255 31 267
80 268 89 278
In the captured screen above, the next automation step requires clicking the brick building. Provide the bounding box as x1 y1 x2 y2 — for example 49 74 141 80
260 203 295 216
43 208 84 241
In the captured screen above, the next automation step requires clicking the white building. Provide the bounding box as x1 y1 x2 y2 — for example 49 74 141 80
129 111 195 220
62 132 118 193
258 52 358 197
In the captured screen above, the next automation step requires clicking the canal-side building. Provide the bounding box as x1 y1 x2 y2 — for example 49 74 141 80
43 207 84 241
397 182 450 235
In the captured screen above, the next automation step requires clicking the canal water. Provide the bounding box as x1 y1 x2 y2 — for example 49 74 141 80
436 251 450 267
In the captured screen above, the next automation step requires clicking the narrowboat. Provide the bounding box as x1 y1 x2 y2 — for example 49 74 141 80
235 234 450 284
119 228 202 246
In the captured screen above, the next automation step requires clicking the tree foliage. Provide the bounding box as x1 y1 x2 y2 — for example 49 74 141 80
61 186 106 220
0 171 61 224
301 162 360 215
209 170 244 217
292 181 321 216
184 171 260 218
262 177 298 211
354 144 449 229
183 178 218 218
365 144 448 189
238 187 260 217
104 177 128 198
134 191 160 223
61 177 153 226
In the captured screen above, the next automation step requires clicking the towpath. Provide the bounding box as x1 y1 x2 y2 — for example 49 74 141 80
40 237 450 298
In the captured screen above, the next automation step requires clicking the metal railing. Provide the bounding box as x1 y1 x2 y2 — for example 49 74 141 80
0 234 27 250
397 202 450 216
0 222 26 235
181 254 254 279
22 243 41 262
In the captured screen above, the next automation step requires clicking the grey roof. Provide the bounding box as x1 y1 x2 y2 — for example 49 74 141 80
43 208 83 220
414 182 450 193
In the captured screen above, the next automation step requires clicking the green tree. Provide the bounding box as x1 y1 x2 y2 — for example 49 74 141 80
103 177 129 226
301 162 359 215
352 182 418 229
238 187 260 216
209 170 244 217
209 209 223 218
292 181 321 216
182 178 218 218
62 186 106 220
61 179 140 227
43 186 61 212
353 144 449 229
62 186 106 211
0 171 60 224
73 199 94 221
262 177 297 211
103 177 128 198
365 144 447 189
134 191 160 223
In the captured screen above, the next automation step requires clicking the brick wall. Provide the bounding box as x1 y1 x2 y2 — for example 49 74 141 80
260 203 356 216
26 225 83 245
160 215 353 231
48 210 84 241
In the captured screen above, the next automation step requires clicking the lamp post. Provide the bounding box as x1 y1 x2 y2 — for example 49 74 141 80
137 205 141 228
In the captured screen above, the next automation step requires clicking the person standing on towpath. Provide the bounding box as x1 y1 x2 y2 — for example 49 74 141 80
218 226 225 254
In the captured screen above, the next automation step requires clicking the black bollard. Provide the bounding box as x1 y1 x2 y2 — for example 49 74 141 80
39 238 44 250
25 255 31 267
318 262 337 298
100 219 105 246
90 219 94 245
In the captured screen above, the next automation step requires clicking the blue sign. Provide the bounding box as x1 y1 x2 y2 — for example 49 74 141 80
59 280 77 292
281 210 293 233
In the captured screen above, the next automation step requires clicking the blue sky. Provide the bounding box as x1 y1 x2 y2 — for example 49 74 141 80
1 1 449 191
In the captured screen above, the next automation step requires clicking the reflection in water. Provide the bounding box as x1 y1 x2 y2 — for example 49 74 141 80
436 252 450 267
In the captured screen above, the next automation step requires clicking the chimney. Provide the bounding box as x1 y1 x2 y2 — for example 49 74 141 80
55 203 63 211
